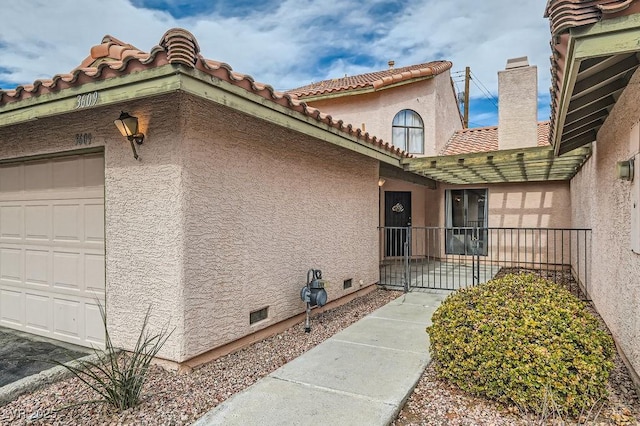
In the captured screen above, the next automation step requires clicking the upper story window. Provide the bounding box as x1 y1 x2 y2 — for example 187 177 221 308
392 110 424 154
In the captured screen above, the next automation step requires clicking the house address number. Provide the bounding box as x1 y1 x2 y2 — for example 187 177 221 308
75 91 99 109
75 133 93 146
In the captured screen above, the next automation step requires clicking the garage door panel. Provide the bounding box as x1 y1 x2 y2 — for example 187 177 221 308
85 303 104 345
25 205 51 241
53 157 83 190
53 298 81 340
53 251 80 291
24 161 51 192
53 204 80 242
0 289 23 326
1 205 23 239
85 253 105 293
85 203 104 243
0 153 104 348
25 249 49 286
0 247 22 282
25 293 50 332
84 155 104 188
0 164 22 193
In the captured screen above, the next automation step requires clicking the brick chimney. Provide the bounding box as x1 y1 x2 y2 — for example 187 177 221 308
498 56 538 150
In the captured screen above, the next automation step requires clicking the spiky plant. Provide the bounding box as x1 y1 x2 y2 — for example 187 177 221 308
55 304 172 410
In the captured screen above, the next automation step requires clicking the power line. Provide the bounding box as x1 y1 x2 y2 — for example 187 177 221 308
469 70 499 109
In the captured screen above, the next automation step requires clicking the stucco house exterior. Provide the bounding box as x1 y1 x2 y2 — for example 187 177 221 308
287 60 462 158
3 0 640 389
287 61 463 233
292 56 589 271
545 0 640 387
0 28 422 366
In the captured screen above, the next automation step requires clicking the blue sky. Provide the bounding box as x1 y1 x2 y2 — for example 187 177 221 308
0 0 551 128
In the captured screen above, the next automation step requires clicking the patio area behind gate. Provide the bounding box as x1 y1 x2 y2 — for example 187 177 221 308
379 226 591 299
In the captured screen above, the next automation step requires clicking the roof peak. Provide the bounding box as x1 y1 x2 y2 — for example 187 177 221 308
0 27 412 160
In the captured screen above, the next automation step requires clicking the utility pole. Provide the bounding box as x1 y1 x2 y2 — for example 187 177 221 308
463 66 471 128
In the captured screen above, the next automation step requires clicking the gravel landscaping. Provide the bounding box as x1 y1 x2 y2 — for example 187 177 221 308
2 277 639 426
0 288 399 425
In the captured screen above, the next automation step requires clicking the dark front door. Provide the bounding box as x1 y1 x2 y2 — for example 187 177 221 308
384 191 412 256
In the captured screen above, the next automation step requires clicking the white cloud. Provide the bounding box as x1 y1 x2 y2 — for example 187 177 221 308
0 0 552 124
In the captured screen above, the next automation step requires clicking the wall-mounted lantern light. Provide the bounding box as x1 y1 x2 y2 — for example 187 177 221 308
617 158 635 181
114 111 145 160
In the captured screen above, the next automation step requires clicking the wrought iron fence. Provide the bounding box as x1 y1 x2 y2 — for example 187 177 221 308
379 226 591 299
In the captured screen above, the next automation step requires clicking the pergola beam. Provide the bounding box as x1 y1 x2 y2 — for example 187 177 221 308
404 146 591 184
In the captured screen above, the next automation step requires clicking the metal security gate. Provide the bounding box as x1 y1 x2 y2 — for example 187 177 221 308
378 227 591 298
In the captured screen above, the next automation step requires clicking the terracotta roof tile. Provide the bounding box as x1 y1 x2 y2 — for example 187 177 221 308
0 28 410 159
286 61 452 99
441 122 550 155
545 0 640 146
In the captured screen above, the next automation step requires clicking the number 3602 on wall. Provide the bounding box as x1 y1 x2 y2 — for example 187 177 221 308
75 91 99 109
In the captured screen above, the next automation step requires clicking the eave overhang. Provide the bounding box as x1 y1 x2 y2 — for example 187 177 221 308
380 162 437 189
551 13 640 155
402 145 592 185
0 65 407 167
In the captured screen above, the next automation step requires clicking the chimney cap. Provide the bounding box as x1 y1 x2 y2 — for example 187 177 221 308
505 56 529 69
388 60 395 69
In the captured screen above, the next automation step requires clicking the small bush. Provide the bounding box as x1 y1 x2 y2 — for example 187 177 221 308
427 273 615 416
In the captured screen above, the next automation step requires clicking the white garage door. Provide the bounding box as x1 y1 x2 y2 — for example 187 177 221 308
0 153 105 348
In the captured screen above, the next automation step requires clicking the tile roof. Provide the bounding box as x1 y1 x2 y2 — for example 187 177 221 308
545 0 640 149
441 121 550 155
545 0 637 35
286 61 452 99
0 28 410 158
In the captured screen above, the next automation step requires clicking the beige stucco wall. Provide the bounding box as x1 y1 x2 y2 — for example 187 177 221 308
433 72 464 155
0 91 383 362
570 69 640 379
178 95 380 360
305 72 462 156
0 97 187 361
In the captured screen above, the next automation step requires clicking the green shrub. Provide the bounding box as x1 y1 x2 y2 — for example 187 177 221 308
427 273 615 416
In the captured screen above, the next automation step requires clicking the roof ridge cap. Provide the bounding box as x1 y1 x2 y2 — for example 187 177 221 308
159 28 200 67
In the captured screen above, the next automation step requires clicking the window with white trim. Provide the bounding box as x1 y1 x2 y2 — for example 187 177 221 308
392 110 424 154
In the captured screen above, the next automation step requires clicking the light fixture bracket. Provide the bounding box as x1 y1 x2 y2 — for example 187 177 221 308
114 111 145 160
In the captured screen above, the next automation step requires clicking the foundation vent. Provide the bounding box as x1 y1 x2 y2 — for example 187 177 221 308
250 307 268 324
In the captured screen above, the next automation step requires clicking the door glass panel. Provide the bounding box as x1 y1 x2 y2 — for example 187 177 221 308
445 189 488 255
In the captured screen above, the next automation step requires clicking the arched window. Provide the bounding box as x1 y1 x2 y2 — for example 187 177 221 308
392 110 424 154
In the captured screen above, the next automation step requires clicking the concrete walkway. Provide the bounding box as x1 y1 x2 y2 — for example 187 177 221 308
194 290 448 426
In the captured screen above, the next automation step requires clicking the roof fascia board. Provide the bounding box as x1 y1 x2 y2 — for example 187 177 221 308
0 65 181 127
295 75 434 103
573 23 640 59
178 68 404 166
379 162 436 189
0 65 404 167
552 13 640 154
552 35 580 155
